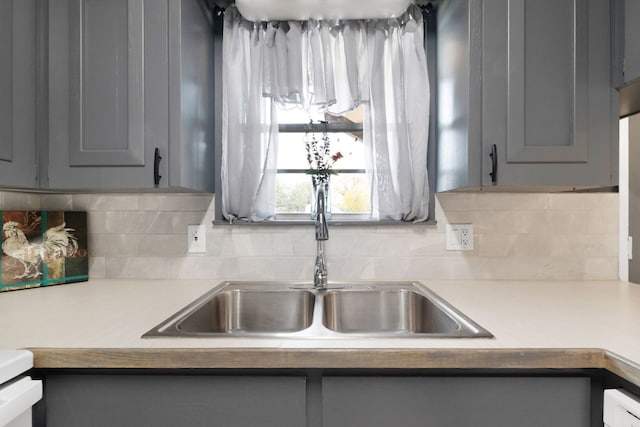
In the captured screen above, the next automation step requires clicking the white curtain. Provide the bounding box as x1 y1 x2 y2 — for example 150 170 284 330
221 11 278 221
221 5 430 222
366 9 430 221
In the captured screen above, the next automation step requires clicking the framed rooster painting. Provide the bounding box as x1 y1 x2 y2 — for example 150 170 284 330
0 211 88 292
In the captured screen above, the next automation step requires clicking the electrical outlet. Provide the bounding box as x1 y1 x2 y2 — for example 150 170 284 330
446 224 473 251
187 225 206 253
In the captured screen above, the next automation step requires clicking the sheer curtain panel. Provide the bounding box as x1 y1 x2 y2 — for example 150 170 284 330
365 8 430 221
221 9 278 221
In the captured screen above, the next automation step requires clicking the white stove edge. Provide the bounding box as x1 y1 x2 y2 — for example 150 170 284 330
0 351 32 386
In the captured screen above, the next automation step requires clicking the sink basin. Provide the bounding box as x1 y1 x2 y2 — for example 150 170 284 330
322 289 460 334
178 289 315 334
143 281 492 339
144 283 315 337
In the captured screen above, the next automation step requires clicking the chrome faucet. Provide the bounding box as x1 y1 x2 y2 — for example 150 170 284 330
314 186 329 288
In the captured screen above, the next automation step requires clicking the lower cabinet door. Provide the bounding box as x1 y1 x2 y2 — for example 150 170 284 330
322 376 591 427
44 374 306 427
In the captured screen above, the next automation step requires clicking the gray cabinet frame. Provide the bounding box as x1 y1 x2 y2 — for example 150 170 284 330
0 0 39 188
45 0 214 191
37 369 600 427
436 0 617 190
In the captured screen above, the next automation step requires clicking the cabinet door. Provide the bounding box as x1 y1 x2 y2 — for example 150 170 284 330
0 0 38 188
322 376 590 427
482 0 615 186
623 0 640 85
48 0 169 188
45 374 307 427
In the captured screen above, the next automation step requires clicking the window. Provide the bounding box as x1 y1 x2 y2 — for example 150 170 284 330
275 104 370 220
214 4 436 224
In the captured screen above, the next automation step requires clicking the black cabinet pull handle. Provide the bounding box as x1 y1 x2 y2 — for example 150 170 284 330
489 144 497 184
154 148 162 186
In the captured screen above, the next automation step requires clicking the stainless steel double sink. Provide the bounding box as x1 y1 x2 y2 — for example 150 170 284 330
143 281 493 338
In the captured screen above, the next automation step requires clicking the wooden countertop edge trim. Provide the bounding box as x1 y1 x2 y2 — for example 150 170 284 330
28 347 606 371
603 350 640 386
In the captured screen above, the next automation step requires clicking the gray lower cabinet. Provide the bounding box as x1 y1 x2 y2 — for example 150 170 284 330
0 0 39 188
436 0 616 191
42 373 592 427
46 0 214 191
44 374 307 427
322 376 591 427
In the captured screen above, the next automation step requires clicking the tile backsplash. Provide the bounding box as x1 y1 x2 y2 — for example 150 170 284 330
0 191 619 281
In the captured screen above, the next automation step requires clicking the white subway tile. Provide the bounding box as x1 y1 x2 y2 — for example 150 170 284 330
90 234 138 257
549 193 618 210
40 194 73 210
436 193 478 211
583 257 618 280
587 207 619 234
106 257 172 279
328 257 376 280
73 194 139 211
549 234 618 258
446 256 512 280
138 194 213 211
477 234 518 257
106 211 140 234
171 256 225 279
507 257 583 280
170 211 209 233
89 256 106 279
474 193 549 211
138 234 186 256
87 211 107 234
1 192 40 210
138 211 174 234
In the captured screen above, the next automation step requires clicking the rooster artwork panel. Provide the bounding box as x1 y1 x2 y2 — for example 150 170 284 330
1 211 88 292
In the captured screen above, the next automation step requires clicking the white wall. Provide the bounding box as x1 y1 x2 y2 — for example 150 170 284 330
0 191 619 281
619 117 629 281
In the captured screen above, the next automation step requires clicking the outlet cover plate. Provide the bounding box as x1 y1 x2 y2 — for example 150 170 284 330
187 225 206 253
446 224 473 251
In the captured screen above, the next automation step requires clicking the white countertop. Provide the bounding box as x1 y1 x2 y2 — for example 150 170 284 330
0 278 638 378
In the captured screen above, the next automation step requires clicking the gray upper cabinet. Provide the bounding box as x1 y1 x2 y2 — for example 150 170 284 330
0 0 39 188
614 0 640 117
616 0 640 86
47 0 214 191
437 0 617 191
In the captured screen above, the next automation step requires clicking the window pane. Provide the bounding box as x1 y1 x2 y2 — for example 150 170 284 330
275 103 368 216
330 173 371 214
275 173 312 213
276 173 370 215
277 132 366 170
276 104 350 124
277 133 310 169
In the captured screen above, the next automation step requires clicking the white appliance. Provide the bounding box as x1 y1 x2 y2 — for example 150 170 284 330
0 351 42 427
604 388 640 427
